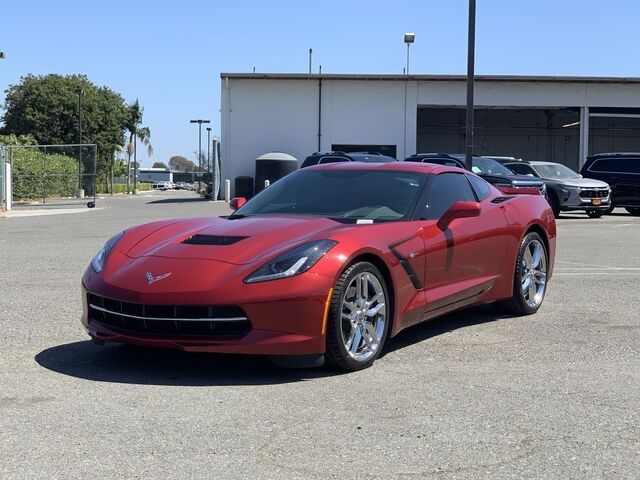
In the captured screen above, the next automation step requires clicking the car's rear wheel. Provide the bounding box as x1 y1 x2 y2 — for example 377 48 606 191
625 207 640 216
586 209 604 218
325 262 390 371
547 192 560 218
496 232 548 315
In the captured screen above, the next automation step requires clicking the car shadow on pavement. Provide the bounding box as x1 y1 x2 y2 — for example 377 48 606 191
35 341 337 386
383 304 505 356
146 197 207 205
35 305 505 386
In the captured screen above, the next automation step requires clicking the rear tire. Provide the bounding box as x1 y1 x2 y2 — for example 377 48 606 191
586 209 604 218
625 207 640 216
325 262 390 372
547 192 560 218
495 232 548 316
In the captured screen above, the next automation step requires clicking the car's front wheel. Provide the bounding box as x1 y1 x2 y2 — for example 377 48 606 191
625 207 640 216
325 262 390 371
496 232 548 315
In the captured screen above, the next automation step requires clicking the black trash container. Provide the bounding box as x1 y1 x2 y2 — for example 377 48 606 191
254 152 298 194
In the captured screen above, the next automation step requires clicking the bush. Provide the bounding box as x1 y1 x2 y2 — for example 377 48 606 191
12 149 81 200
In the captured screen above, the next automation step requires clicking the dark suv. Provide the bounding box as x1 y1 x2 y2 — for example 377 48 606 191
301 151 397 168
405 153 547 198
580 153 640 215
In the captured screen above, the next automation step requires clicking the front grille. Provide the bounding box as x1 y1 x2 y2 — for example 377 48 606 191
580 189 609 198
87 293 251 338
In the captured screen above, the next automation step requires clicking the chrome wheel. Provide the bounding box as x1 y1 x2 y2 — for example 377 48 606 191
521 239 547 308
340 272 387 363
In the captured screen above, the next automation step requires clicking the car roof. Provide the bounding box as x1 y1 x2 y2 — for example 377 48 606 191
307 161 458 175
588 152 640 158
527 161 559 166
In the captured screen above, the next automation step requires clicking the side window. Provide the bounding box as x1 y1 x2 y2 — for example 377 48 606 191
319 156 348 164
509 163 535 176
467 175 491 200
425 173 477 220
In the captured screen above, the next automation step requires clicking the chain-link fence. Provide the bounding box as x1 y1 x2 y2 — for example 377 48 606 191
2 144 97 208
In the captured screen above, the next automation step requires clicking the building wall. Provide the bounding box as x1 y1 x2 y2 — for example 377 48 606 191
221 75 640 194
222 78 417 193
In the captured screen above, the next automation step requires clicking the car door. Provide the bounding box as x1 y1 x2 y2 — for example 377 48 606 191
417 172 509 317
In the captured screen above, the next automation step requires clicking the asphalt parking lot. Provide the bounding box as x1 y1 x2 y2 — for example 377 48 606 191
1 191 638 480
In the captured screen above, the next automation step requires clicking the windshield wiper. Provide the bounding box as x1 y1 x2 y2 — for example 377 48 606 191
226 213 247 220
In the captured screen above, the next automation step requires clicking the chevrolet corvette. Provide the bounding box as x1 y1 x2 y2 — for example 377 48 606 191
81 162 556 371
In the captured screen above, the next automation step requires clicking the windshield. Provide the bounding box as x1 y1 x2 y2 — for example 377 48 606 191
533 163 581 180
233 169 426 222
471 157 514 176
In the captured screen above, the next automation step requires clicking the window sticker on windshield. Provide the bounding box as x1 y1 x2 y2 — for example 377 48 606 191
356 219 374 224
472 166 482 174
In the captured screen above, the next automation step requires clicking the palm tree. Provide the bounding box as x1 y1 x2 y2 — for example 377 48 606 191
124 100 153 193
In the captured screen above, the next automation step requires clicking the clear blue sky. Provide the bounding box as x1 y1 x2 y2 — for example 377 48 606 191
1 0 638 166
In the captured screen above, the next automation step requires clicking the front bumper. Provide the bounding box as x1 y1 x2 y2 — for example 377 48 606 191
560 190 611 211
81 268 333 356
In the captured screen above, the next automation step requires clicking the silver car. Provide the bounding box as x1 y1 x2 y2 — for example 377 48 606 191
504 161 611 218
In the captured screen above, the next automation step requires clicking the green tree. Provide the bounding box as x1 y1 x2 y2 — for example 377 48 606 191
124 99 153 193
168 155 196 172
152 161 168 169
2 74 128 192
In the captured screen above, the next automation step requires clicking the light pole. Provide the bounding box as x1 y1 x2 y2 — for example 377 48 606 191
206 127 212 174
465 0 476 172
77 88 85 198
404 33 415 75
190 119 210 172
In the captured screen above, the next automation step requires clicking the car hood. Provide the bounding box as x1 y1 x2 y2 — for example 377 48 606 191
547 178 610 189
122 215 344 265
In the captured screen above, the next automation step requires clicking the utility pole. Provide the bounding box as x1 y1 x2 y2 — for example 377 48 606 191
465 0 476 172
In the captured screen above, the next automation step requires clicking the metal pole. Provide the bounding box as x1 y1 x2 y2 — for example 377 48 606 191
207 127 211 173
406 43 410 75
308 48 312 74
465 0 476 172
77 89 85 198
198 122 202 173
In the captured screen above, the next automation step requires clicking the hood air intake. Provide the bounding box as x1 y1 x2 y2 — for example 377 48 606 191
182 234 247 245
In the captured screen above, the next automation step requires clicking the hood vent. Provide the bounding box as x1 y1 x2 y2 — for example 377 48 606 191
182 234 248 246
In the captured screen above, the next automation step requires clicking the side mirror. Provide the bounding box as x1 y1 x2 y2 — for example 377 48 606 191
437 201 481 231
230 197 247 211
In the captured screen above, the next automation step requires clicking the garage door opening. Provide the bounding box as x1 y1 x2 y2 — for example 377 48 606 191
417 107 581 170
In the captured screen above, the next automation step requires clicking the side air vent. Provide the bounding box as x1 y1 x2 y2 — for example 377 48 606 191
491 196 513 204
182 234 247 245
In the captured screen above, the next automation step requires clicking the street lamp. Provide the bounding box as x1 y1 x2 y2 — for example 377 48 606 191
404 33 415 75
206 127 212 174
190 119 210 189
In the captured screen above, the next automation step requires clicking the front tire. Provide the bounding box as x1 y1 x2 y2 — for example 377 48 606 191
625 207 640 216
496 232 548 316
547 192 560 218
325 262 390 371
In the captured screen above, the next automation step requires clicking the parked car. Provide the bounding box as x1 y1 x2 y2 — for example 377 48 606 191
152 181 173 191
81 162 555 371
580 153 640 215
405 153 547 198
301 151 397 168
499 160 611 218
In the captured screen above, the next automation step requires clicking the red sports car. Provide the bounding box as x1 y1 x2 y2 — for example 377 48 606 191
81 162 555 371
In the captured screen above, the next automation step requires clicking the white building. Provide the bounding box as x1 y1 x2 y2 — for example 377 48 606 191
135 168 173 184
220 73 640 194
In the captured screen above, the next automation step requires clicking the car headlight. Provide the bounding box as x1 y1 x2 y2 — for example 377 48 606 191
91 231 124 273
244 240 337 284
